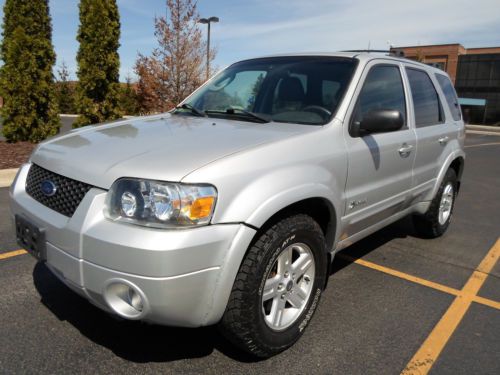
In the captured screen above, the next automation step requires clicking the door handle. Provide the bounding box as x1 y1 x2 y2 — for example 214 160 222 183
398 143 413 158
438 136 449 145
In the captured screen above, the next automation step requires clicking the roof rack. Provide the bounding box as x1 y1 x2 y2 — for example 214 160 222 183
342 49 389 53
341 49 406 57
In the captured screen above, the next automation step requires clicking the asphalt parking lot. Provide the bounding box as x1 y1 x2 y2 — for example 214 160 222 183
0 132 499 374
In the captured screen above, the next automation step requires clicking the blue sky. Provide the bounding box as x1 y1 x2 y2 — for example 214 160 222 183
1 0 500 81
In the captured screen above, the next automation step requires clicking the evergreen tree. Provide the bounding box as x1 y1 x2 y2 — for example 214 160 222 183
249 73 264 109
0 0 60 142
119 75 140 115
74 0 122 127
56 61 77 114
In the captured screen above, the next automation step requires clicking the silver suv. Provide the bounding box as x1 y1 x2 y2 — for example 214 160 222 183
10 52 465 358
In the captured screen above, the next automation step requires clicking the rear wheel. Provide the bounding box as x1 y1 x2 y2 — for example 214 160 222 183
219 214 327 358
413 168 457 238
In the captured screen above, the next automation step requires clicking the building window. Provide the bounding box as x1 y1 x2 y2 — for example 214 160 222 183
430 61 446 71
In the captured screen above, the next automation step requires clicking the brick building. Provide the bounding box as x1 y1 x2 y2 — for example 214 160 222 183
391 44 500 124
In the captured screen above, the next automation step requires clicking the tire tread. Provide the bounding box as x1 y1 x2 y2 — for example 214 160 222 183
219 214 325 358
413 168 457 238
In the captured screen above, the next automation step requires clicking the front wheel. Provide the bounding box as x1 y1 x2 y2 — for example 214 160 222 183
219 214 327 358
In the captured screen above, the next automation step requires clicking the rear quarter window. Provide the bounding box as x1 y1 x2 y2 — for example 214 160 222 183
435 74 462 121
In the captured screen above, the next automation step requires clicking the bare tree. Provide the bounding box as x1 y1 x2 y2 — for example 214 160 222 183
134 0 215 113
415 48 425 62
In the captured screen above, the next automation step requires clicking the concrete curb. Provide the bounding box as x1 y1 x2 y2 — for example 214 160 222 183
466 130 500 137
59 114 137 119
0 168 18 188
466 124 500 133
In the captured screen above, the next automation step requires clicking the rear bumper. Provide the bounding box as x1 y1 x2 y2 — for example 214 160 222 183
10 164 256 326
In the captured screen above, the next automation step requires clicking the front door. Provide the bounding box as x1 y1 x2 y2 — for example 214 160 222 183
342 61 416 238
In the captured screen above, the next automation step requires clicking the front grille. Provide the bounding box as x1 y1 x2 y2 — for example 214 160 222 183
26 164 93 217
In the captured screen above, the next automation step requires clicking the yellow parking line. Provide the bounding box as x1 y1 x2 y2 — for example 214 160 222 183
473 295 500 310
337 254 461 296
337 253 500 311
3 238 499 374
401 238 500 375
0 249 27 260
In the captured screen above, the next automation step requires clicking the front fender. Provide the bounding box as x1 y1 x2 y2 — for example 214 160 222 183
181 123 347 249
214 163 342 233
246 181 340 229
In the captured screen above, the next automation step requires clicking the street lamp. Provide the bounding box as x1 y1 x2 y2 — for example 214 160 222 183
198 16 219 80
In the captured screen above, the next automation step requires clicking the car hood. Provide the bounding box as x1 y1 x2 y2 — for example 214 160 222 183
31 114 313 189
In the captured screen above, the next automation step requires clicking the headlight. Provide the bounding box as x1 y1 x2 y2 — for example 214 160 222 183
105 178 217 228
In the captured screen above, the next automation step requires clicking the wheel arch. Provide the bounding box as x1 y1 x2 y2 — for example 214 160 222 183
245 197 337 291
206 197 338 325
426 150 466 202
449 156 465 192
249 197 338 252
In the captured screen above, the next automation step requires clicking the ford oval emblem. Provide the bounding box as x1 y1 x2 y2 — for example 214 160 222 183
40 180 57 197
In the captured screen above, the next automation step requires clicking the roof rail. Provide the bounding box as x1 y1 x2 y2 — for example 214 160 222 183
341 49 406 57
342 49 390 53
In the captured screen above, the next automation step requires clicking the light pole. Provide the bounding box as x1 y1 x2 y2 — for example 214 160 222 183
198 16 219 80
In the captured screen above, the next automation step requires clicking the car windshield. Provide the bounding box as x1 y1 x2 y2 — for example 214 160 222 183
177 56 357 125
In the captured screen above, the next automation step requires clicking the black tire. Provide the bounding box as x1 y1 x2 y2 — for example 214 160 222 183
413 168 457 238
219 214 327 358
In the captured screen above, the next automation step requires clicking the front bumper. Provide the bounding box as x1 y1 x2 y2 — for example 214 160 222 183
10 164 256 327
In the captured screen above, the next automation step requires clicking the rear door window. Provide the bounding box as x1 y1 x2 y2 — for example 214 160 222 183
406 68 445 127
435 74 462 121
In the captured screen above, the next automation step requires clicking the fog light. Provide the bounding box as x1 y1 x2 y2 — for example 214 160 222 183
104 280 147 319
128 288 143 312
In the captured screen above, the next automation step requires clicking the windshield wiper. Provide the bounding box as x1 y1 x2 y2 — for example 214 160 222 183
175 103 207 117
206 108 270 123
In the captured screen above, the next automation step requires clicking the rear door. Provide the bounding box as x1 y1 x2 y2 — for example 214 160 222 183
342 61 416 237
403 66 458 200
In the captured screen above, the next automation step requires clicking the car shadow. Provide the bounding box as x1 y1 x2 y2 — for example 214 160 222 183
330 215 416 275
32 263 257 363
33 216 417 364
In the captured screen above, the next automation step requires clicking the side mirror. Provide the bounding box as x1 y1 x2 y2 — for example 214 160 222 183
353 109 404 137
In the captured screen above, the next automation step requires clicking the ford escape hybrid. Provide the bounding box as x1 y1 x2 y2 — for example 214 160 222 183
10 52 465 358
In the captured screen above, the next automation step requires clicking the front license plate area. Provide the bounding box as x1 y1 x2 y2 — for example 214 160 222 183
15 215 46 261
